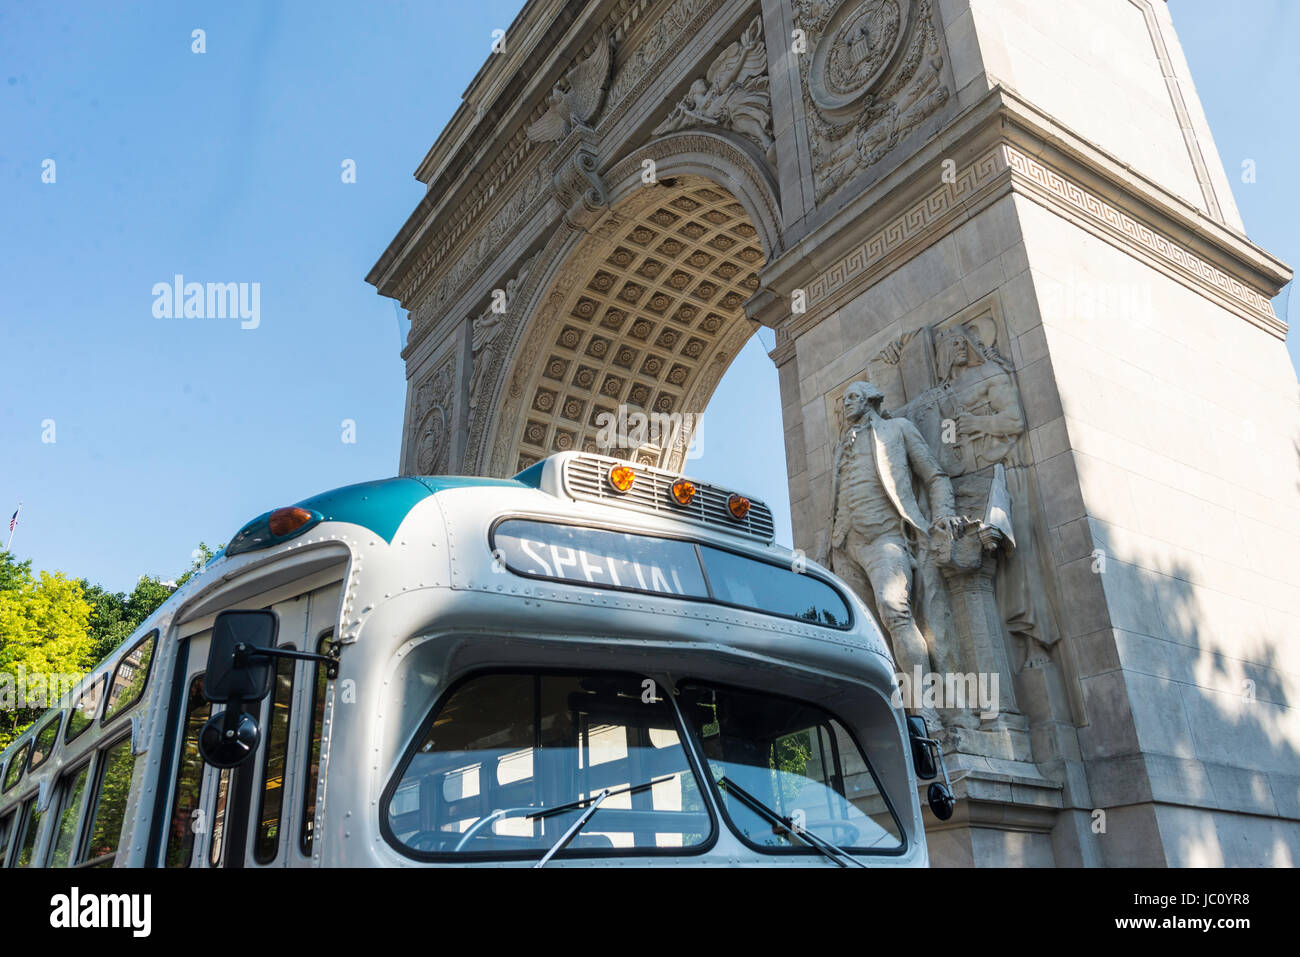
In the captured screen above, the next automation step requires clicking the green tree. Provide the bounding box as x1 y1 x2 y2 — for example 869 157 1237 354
0 558 94 749
81 582 136 668
0 552 32 593
1 542 222 751
81 541 221 667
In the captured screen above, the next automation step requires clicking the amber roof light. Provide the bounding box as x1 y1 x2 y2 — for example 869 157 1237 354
608 464 636 493
727 494 751 520
269 506 315 537
671 479 697 506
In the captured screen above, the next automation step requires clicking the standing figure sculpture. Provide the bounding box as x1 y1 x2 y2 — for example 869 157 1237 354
818 381 959 729
468 306 505 412
932 325 1061 667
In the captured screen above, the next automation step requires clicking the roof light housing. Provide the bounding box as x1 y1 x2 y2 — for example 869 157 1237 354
226 505 324 557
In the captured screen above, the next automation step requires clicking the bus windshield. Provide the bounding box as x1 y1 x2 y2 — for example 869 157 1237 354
384 673 712 859
676 682 905 855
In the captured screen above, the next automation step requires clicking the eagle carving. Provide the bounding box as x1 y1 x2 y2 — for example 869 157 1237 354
525 31 613 142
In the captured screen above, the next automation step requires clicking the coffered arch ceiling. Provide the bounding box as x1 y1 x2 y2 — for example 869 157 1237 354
502 175 766 475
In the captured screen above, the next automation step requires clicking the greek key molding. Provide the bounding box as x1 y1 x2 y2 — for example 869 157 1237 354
798 142 1281 339
1001 144 1279 330
803 145 1005 309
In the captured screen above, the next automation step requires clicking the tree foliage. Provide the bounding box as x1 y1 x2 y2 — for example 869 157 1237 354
0 553 93 748
0 544 220 752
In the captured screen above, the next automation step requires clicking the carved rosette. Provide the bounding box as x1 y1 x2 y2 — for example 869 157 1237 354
793 0 952 203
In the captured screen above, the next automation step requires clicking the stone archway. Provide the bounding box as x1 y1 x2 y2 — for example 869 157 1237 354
368 0 1299 868
487 173 767 477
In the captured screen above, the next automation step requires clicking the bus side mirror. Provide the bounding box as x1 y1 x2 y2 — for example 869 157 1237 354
198 610 279 769
906 715 956 822
203 610 278 704
906 715 937 779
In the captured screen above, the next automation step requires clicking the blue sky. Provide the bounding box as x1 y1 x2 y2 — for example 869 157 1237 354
0 1 1295 593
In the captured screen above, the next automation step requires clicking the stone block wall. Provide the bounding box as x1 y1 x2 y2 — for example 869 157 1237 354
1018 198 1300 865
937 0 1242 229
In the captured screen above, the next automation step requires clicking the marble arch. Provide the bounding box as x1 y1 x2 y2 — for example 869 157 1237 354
368 0 1299 868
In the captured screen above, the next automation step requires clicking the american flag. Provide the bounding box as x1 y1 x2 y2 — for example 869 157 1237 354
8 504 19 534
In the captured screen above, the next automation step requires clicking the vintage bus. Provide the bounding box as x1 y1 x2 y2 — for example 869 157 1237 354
0 452 951 868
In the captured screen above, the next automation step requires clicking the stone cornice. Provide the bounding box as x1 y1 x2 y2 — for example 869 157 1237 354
375 0 763 344
368 0 624 303
415 0 579 186
762 87 1291 344
368 0 711 308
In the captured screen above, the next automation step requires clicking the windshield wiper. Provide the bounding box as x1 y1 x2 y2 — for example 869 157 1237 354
452 806 538 852
531 774 677 867
534 788 609 867
717 775 867 868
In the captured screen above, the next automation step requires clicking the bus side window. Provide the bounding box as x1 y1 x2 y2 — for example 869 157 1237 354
12 797 44 868
29 712 63 771
165 674 210 867
103 631 157 725
48 762 92 867
210 771 231 866
299 631 335 857
3 741 30 794
0 810 14 867
79 736 139 867
253 649 297 864
66 676 106 743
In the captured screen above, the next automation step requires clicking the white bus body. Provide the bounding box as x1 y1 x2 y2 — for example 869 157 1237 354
0 453 931 868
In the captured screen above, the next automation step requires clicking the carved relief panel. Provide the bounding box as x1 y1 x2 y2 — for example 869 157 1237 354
652 14 777 167
820 293 1067 743
406 350 458 476
792 0 954 204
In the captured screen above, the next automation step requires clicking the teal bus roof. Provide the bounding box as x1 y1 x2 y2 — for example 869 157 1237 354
295 475 531 543
223 473 535 557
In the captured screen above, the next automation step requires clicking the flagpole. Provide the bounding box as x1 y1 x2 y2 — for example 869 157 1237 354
5 502 20 553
